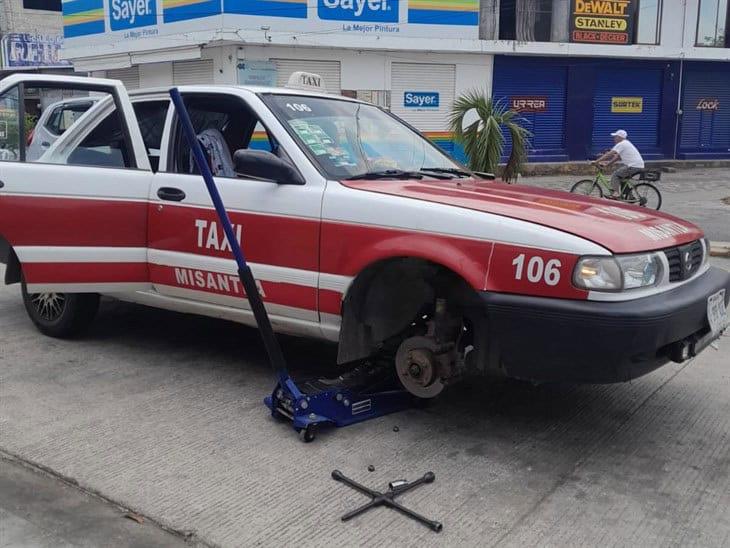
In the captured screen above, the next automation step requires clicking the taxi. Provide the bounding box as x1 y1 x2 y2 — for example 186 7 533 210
0 73 727 397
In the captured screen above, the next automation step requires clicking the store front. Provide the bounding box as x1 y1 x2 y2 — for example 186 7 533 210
492 56 679 162
63 0 487 163
492 56 569 162
677 62 730 160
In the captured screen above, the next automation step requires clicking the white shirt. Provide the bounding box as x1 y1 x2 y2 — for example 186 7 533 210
612 139 645 168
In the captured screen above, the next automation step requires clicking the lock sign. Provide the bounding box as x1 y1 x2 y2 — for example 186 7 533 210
110 0 157 31
318 0 399 22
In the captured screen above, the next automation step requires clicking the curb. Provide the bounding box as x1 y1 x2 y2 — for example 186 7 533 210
516 159 730 177
710 242 730 258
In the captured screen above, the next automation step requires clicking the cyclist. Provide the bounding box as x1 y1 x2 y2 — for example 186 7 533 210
594 129 645 200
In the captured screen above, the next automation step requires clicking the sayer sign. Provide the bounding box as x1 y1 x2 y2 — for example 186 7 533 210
570 0 636 45
110 0 157 31
319 0 399 22
404 91 440 109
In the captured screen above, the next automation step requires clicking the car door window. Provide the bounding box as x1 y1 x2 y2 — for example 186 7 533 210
0 86 21 161
132 100 169 172
65 108 132 169
171 94 283 178
0 83 139 169
46 102 93 136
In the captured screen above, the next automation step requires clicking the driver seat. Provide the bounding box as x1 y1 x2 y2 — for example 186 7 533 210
190 128 235 178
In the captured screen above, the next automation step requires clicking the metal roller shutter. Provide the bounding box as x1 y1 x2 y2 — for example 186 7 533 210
679 66 730 158
172 59 214 85
272 59 341 93
591 68 663 157
105 66 140 90
492 59 568 161
391 63 456 155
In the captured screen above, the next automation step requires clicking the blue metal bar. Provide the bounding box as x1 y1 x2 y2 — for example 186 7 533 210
169 88 297 392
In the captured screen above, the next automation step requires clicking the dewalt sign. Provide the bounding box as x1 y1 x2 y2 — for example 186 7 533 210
571 0 636 45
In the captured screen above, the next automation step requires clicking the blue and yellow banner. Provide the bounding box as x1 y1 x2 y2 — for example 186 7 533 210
408 0 478 25
223 0 307 19
164 0 221 23
63 0 105 38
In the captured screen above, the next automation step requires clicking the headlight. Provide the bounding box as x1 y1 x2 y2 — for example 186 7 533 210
703 237 710 265
574 253 662 291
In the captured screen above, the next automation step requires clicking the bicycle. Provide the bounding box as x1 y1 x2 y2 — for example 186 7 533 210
570 164 663 210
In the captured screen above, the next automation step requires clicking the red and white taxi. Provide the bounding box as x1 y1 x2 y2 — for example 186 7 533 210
0 74 727 397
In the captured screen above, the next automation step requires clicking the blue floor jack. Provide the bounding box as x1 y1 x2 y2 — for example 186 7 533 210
169 89 415 443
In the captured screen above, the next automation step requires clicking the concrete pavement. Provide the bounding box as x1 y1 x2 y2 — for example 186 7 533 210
0 259 728 547
519 166 730 243
0 457 185 547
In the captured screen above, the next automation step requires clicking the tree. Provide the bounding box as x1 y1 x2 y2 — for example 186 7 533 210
449 91 531 183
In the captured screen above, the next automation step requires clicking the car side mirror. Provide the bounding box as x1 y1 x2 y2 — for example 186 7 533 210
233 149 305 185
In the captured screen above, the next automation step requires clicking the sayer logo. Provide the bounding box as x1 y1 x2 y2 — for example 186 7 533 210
110 0 157 31
404 91 440 109
319 0 399 22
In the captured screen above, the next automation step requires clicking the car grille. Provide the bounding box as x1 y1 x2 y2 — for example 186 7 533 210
664 240 704 282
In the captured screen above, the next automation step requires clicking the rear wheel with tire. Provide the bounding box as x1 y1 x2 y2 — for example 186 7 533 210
21 281 100 338
570 179 603 197
631 183 662 210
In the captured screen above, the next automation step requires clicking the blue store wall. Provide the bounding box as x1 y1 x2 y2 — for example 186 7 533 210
678 62 730 159
492 56 681 162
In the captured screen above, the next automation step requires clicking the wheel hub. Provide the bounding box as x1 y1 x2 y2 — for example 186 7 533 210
30 292 66 322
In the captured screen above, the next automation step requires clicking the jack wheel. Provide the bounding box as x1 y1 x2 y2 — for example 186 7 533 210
299 425 317 443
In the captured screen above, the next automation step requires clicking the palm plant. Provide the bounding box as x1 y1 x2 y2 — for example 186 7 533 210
449 91 531 183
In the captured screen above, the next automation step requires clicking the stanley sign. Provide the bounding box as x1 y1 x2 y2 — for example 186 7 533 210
571 0 636 45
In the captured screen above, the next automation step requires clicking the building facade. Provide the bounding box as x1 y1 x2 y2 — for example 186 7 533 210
60 0 730 160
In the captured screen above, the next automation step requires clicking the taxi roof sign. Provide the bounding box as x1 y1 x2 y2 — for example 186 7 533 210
286 72 327 93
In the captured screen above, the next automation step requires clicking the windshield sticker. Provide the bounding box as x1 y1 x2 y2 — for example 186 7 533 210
289 119 357 166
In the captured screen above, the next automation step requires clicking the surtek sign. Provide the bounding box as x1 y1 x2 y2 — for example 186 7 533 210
319 0 398 22
404 91 439 109
611 97 643 113
571 0 636 45
110 0 157 30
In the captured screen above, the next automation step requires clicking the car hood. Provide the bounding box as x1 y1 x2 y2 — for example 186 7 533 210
341 179 703 254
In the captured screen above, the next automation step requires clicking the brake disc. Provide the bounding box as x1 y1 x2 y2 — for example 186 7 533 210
395 336 445 399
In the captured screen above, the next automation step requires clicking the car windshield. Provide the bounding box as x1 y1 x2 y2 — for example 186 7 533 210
263 94 464 180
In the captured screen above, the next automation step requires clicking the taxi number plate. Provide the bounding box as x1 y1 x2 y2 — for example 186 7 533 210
708 289 728 337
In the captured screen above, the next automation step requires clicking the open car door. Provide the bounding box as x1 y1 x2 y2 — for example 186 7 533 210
0 74 152 295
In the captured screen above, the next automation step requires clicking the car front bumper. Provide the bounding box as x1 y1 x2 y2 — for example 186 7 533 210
480 266 730 384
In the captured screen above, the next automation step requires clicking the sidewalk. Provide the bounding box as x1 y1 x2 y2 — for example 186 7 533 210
518 166 730 243
0 456 186 548
518 159 730 177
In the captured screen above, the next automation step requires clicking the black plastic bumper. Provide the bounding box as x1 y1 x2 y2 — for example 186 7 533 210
481 267 730 384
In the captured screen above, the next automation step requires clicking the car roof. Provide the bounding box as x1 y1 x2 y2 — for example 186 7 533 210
128 84 363 104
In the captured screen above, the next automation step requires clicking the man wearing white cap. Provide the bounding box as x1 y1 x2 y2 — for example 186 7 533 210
595 129 645 199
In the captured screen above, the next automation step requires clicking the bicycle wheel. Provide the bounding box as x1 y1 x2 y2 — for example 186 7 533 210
570 179 603 197
631 183 662 210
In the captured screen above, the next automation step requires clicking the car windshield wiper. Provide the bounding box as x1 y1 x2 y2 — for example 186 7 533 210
345 169 424 181
418 167 473 178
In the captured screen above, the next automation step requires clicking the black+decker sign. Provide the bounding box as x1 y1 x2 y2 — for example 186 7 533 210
570 0 636 45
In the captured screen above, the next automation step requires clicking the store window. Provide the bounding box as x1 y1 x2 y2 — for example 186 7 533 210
635 0 663 44
499 0 555 42
696 0 729 47
22 0 61 11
